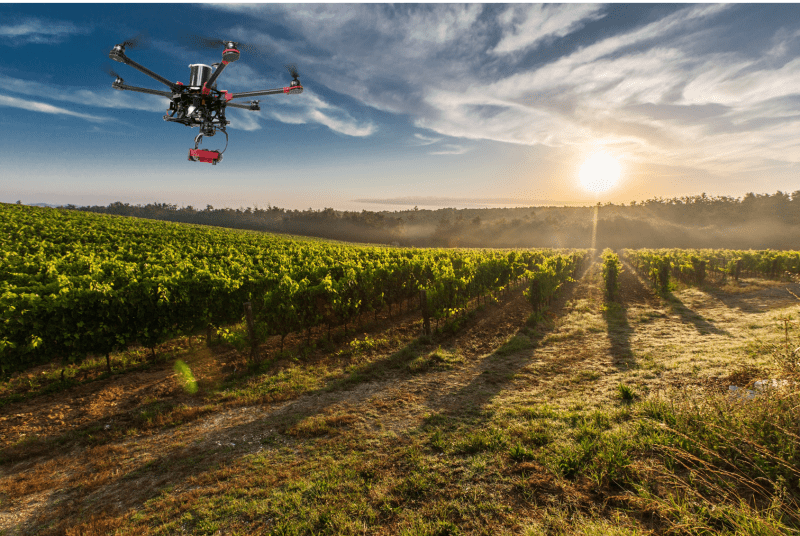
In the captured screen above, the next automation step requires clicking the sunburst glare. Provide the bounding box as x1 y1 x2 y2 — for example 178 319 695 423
579 152 621 193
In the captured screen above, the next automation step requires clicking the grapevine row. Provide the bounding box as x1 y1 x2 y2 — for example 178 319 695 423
623 248 800 290
0 204 586 374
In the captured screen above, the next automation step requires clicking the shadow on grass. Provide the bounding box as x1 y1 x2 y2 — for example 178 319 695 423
665 293 730 336
602 301 634 369
703 281 800 314
428 267 589 417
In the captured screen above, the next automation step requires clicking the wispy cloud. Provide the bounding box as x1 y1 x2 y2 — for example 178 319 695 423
0 72 167 112
225 108 262 132
0 17 90 45
0 94 109 122
492 4 605 55
412 133 441 146
429 144 469 156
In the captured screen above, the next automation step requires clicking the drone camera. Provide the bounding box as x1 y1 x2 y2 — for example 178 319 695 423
188 148 223 165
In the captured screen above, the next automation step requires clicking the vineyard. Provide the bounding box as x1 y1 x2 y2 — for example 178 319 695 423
2 203 800 535
1 204 587 376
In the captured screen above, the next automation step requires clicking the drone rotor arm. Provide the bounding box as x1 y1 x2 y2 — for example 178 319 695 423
109 47 178 91
225 101 260 111
203 63 228 94
112 81 173 98
228 86 302 99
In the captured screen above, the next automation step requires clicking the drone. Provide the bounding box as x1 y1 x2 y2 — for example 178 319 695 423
107 36 303 164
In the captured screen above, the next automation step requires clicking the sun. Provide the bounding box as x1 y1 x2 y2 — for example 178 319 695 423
579 152 621 193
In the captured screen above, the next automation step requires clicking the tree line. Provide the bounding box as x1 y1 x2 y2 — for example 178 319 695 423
71 190 800 250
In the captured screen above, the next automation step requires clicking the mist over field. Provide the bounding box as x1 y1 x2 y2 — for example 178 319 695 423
72 191 800 250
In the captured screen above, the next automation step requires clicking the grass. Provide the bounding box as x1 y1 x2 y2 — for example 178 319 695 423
495 334 534 355
616 382 636 401
5 262 800 535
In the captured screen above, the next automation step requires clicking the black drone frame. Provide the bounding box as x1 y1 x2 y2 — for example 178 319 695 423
108 40 303 164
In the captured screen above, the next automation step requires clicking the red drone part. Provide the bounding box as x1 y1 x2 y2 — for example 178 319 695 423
107 37 303 164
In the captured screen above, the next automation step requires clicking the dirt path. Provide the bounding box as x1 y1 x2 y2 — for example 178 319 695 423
3 259 800 534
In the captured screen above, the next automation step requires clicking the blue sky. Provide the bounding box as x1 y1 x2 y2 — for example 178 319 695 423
1 3 799 211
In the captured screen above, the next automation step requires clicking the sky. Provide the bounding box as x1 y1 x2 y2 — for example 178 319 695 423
1 2 799 212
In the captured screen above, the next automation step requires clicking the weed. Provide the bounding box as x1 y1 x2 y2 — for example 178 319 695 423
516 404 558 420
350 334 389 356
510 443 536 461
453 427 507 455
429 430 448 452
617 383 637 402
496 334 533 356
521 424 552 447
571 370 601 383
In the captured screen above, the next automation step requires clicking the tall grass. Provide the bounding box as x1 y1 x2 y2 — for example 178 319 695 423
641 388 800 533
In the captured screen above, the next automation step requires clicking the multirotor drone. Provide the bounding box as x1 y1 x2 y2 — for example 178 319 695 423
107 36 303 164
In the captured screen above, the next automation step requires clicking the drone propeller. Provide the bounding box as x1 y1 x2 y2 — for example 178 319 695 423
181 33 272 59
102 63 124 84
119 30 150 49
285 64 300 81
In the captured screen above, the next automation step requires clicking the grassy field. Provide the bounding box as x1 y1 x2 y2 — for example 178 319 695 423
1 256 799 535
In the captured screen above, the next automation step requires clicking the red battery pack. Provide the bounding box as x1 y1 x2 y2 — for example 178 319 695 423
188 148 223 165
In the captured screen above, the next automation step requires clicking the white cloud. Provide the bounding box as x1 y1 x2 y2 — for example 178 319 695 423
682 56 800 107
429 144 469 156
492 4 605 55
0 93 109 122
413 133 441 146
226 108 262 131
0 17 90 45
263 103 376 137
428 144 469 155
0 72 167 112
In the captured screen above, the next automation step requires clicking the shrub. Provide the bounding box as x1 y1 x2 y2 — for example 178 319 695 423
601 249 622 300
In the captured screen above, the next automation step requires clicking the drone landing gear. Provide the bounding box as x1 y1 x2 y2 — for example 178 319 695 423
188 131 227 165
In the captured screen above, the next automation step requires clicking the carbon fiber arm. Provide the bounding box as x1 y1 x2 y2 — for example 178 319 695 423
110 49 178 91
112 82 172 98
228 87 295 99
225 101 260 110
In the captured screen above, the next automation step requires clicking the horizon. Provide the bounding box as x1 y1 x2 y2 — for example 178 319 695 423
2 3 800 212
13 188 795 215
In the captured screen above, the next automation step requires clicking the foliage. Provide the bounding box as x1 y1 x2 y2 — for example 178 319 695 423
624 247 800 290
601 249 621 300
